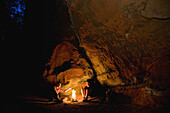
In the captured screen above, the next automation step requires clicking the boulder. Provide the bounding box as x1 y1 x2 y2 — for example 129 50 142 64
42 0 170 105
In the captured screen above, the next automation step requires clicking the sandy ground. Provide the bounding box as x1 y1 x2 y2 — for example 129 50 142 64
2 95 168 113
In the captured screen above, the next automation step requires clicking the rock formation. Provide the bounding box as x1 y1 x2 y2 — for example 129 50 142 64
42 0 170 105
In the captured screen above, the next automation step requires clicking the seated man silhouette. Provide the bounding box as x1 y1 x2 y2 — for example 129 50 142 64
53 82 71 103
81 81 90 102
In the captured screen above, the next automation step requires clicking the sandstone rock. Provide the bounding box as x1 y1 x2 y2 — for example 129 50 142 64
142 0 170 19
56 68 84 82
42 40 91 84
66 0 170 86
42 0 170 105
65 0 170 105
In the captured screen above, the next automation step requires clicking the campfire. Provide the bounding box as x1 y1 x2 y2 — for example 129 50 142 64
71 89 77 102
62 88 83 103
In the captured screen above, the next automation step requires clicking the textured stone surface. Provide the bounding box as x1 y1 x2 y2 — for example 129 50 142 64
66 0 170 87
42 0 170 105
142 0 170 18
42 40 92 83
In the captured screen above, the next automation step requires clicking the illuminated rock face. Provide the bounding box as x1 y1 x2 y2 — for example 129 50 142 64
65 0 170 87
42 40 92 83
43 0 170 105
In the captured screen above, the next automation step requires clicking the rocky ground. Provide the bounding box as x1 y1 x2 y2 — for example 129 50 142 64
2 95 168 113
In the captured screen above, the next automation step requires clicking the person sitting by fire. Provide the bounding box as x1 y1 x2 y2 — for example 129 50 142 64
81 81 90 102
54 82 71 103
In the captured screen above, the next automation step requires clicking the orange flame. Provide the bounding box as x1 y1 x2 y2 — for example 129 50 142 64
72 89 76 101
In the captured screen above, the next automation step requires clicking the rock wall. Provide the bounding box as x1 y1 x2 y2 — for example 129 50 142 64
42 0 170 105
66 0 170 86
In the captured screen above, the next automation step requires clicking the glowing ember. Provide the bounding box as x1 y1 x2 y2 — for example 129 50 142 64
72 89 76 101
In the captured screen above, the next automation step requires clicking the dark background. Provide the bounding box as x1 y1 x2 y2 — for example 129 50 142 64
1 0 69 98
